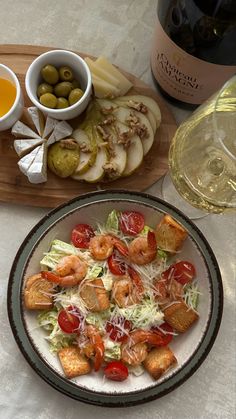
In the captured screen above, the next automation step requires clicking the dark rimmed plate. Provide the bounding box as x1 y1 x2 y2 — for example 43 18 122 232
7 190 223 407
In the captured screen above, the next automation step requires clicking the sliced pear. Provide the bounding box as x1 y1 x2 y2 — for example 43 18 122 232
72 127 108 183
72 127 97 174
122 133 143 177
113 97 157 133
104 122 127 179
115 95 161 128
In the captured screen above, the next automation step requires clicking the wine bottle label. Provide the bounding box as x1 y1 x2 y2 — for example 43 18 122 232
151 18 236 104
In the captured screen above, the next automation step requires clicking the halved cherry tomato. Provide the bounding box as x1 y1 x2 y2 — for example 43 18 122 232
161 261 195 285
58 305 81 334
104 361 129 381
71 223 95 248
108 252 126 276
151 322 174 346
105 318 132 343
119 211 145 236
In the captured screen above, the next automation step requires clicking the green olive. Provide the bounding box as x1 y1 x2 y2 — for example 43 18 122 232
41 64 59 85
71 79 80 89
37 82 53 97
39 93 57 108
59 66 74 81
56 97 69 109
54 81 73 98
47 141 80 177
68 88 84 105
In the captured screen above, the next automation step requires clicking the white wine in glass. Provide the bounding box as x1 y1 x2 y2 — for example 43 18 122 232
167 76 236 214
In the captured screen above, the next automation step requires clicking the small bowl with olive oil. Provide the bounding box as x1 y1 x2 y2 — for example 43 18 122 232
0 64 24 132
25 49 92 121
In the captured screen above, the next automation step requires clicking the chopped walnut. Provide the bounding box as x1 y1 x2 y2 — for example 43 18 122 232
99 116 116 126
79 142 92 153
100 106 116 115
103 161 120 178
116 127 134 148
96 125 111 141
127 100 148 114
126 112 148 140
60 139 78 150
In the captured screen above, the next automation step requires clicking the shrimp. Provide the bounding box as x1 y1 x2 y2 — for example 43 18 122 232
121 329 167 366
112 267 144 308
128 231 157 265
154 269 184 306
79 325 105 371
41 254 87 287
89 234 128 260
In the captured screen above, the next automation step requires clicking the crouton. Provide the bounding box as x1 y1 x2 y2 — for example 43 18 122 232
24 273 55 310
164 301 199 333
144 346 177 380
155 215 188 253
58 346 91 379
80 278 110 312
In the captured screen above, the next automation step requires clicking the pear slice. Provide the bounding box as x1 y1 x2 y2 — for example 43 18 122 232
115 95 161 128
113 97 157 133
122 133 144 177
72 127 108 183
72 127 97 174
102 122 127 179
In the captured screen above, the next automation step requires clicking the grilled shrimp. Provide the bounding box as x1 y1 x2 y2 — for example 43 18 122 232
79 325 105 371
41 254 87 287
128 231 157 265
112 267 144 308
89 234 128 261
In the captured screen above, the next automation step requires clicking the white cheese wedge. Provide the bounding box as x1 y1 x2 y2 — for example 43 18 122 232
11 121 42 140
14 138 44 157
85 57 121 88
47 120 73 145
18 145 42 176
95 56 133 95
28 107 45 136
43 116 58 139
26 143 47 184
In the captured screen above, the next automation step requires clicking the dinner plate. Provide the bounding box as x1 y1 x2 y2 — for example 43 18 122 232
7 190 223 406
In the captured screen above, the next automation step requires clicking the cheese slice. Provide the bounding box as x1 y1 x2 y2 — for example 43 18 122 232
85 57 120 88
47 120 73 145
43 116 58 139
11 121 41 140
28 107 45 137
26 143 47 184
14 138 44 157
95 56 132 95
18 145 41 176
91 74 121 98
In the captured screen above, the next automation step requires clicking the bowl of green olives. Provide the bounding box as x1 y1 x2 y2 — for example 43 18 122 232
25 49 92 120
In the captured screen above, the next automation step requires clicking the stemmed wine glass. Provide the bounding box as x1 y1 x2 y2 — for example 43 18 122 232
162 75 236 218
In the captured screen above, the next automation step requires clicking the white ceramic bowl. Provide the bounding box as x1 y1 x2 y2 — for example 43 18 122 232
0 64 24 131
8 191 223 407
25 49 92 120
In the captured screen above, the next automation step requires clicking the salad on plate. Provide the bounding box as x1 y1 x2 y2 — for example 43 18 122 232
23 210 200 382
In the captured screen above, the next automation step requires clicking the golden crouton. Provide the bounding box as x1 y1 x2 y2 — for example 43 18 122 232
80 278 110 312
155 215 188 253
24 273 55 310
164 301 199 333
58 346 91 379
144 346 177 380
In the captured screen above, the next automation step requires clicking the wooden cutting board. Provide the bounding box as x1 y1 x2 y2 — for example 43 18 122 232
0 44 177 208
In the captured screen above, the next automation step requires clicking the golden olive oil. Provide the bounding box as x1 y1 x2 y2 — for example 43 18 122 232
0 78 16 117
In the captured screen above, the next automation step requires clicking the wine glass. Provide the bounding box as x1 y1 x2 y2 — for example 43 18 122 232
162 75 236 217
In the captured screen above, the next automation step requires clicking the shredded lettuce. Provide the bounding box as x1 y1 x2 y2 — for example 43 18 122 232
184 281 201 310
87 264 103 279
105 210 119 233
40 239 79 270
85 309 111 331
114 297 164 329
104 338 121 361
38 308 74 352
140 225 154 236
157 249 168 260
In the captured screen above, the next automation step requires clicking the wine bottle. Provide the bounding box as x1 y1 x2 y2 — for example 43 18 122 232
151 0 236 106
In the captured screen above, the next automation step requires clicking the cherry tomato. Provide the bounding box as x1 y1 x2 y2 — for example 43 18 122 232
105 318 132 343
108 253 126 276
119 211 145 236
161 261 195 285
172 261 196 285
151 322 174 346
71 223 95 248
58 306 81 334
104 361 129 382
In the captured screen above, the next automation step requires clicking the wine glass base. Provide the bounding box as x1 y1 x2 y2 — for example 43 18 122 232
162 173 209 220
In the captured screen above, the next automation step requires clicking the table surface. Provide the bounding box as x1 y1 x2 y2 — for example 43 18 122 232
0 1 235 419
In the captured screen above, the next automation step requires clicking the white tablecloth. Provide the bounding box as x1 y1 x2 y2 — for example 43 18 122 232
0 1 235 418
